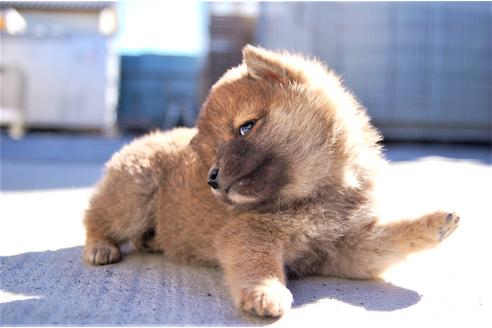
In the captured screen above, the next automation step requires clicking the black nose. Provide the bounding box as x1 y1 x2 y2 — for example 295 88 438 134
207 166 220 189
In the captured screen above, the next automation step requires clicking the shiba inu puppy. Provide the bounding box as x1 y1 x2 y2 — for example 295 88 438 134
83 45 459 317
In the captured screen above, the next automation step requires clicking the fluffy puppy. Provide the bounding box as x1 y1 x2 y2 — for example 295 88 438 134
83 45 459 317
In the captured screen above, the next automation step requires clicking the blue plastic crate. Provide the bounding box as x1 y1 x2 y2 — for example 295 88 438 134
117 55 199 132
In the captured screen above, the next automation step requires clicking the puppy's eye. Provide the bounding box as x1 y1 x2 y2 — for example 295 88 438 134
239 120 256 136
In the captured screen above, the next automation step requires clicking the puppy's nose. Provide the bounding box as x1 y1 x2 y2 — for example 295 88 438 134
207 166 220 189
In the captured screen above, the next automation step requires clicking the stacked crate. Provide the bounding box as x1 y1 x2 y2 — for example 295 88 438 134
200 13 256 101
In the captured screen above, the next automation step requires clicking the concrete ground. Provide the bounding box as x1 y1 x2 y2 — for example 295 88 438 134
1 133 491 326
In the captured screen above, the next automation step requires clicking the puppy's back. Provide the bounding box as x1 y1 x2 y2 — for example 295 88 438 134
106 128 197 189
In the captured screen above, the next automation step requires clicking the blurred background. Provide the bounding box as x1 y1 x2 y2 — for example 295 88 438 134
1 1 490 141
0 1 491 191
1 3 491 324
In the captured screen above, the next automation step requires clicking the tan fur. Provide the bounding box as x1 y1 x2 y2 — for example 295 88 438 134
83 45 459 317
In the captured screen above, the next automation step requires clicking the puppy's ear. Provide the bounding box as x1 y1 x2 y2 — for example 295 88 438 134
243 45 292 84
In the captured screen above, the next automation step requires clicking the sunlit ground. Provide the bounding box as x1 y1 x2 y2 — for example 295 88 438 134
0 134 491 326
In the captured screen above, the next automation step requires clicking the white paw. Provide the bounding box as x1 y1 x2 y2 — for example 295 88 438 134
239 279 293 317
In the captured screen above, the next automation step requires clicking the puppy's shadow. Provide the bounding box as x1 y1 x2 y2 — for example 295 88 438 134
1 246 420 325
288 276 421 311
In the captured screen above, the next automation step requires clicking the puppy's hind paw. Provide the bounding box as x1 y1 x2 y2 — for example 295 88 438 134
425 211 460 242
439 212 460 241
84 242 121 265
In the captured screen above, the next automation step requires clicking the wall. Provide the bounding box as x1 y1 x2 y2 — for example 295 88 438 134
257 2 492 142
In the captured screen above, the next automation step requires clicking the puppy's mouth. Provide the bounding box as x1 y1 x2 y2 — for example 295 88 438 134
207 152 284 207
210 180 260 205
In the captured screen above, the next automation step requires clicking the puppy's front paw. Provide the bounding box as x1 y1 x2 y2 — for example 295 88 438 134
84 242 121 265
424 211 460 242
239 279 293 317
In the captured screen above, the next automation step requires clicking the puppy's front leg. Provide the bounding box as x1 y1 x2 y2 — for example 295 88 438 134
216 226 292 317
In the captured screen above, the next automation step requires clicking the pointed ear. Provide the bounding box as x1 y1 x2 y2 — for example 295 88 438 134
242 45 291 84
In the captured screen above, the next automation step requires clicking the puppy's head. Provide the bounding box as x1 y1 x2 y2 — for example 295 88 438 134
192 45 368 210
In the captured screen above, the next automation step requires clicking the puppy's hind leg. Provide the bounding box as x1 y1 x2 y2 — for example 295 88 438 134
322 211 460 279
132 227 161 253
83 176 157 266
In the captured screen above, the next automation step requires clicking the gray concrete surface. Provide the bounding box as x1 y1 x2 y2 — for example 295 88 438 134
1 133 491 326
